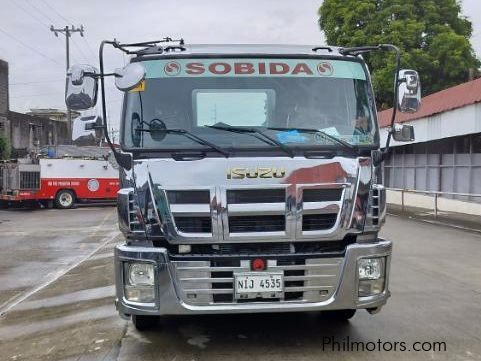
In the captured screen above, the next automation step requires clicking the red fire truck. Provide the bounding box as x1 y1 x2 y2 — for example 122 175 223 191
0 155 120 209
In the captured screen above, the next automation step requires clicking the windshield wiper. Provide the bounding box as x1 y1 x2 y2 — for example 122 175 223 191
266 127 356 152
136 127 230 158
206 123 295 158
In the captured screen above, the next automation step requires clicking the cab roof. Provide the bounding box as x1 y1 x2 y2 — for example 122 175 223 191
134 44 349 59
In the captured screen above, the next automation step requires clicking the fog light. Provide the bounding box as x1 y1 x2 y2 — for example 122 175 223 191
124 262 155 303
359 279 385 297
358 257 385 297
124 285 155 303
358 257 384 280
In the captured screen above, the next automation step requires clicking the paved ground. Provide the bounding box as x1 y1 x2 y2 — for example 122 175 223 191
0 208 480 360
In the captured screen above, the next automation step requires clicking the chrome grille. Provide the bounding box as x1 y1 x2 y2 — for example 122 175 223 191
172 257 343 305
299 186 344 236
163 184 347 241
302 214 338 231
128 193 144 234
167 190 212 235
229 215 285 233
227 189 285 203
225 187 288 237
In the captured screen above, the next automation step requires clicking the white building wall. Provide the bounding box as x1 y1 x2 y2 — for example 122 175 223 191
380 102 481 147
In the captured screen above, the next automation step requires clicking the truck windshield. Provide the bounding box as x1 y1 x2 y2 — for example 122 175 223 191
122 58 378 153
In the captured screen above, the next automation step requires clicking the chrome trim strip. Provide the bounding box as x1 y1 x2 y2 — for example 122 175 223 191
227 203 285 215
170 204 211 214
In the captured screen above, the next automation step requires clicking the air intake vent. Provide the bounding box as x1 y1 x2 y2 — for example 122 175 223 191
167 190 210 204
229 215 285 233
302 188 342 202
174 216 212 233
19 171 40 190
128 192 144 233
302 214 337 231
371 188 380 226
227 189 285 204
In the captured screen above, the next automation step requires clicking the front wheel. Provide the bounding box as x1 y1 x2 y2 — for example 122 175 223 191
55 190 75 209
132 315 159 331
322 309 356 321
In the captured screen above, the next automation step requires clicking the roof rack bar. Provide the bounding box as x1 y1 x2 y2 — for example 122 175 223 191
338 45 382 56
111 37 185 55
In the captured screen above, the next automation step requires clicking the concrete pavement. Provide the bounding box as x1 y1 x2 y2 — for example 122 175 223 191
0 208 480 360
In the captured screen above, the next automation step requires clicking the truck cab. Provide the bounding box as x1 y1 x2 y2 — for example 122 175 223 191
65 42 420 330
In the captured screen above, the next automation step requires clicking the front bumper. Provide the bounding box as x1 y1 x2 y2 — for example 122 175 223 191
115 239 392 316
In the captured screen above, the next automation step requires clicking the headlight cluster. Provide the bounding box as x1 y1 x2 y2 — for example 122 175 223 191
123 262 155 303
358 257 385 297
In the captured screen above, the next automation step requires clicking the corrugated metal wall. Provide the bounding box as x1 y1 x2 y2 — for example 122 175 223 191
383 133 481 203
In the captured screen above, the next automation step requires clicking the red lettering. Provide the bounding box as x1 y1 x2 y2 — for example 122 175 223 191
209 62 231 74
259 62 266 74
186 62 205 75
234 63 255 74
292 63 313 75
269 63 289 75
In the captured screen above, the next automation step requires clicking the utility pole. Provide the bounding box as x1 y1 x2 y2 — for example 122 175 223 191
50 25 84 143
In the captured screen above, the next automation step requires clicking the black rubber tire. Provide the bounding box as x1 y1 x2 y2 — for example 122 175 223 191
55 190 76 209
132 315 159 331
322 309 357 321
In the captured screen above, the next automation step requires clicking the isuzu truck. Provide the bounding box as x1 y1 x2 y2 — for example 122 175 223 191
65 39 421 330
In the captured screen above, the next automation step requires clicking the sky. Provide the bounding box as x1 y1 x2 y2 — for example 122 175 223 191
0 0 480 132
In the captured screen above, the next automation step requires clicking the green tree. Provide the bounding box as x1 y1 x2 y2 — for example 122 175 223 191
319 0 480 108
0 132 10 160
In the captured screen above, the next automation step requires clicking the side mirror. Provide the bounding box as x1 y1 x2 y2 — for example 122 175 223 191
397 69 421 113
83 116 103 131
392 124 415 142
65 64 99 110
115 63 146 91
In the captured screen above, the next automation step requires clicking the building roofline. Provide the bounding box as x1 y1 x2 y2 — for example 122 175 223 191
378 77 481 128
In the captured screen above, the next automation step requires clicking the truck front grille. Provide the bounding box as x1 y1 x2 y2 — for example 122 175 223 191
227 189 285 203
168 190 212 235
302 214 338 231
164 185 346 239
174 216 212 233
229 215 285 233
172 257 343 305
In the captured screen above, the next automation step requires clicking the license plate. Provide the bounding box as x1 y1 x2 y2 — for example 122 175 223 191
234 272 283 299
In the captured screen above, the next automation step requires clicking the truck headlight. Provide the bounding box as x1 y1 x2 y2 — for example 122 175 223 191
358 257 385 297
123 262 155 303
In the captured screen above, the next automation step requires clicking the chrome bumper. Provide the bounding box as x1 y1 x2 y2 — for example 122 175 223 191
115 239 392 316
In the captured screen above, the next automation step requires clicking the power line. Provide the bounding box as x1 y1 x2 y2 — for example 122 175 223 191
82 37 98 61
38 0 74 24
0 25 61 66
71 37 91 63
25 0 57 24
50 25 85 141
37 0 95 63
11 1 51 29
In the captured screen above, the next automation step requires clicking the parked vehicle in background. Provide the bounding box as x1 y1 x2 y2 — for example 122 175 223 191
0 147 119 208
65 39 421 330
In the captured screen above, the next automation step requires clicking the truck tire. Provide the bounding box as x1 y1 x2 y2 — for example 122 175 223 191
55 190 76 209
132 315 158 331
322 309 356 321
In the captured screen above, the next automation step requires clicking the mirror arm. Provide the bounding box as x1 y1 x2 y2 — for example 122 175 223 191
99 40 132 171
372 44 402 166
